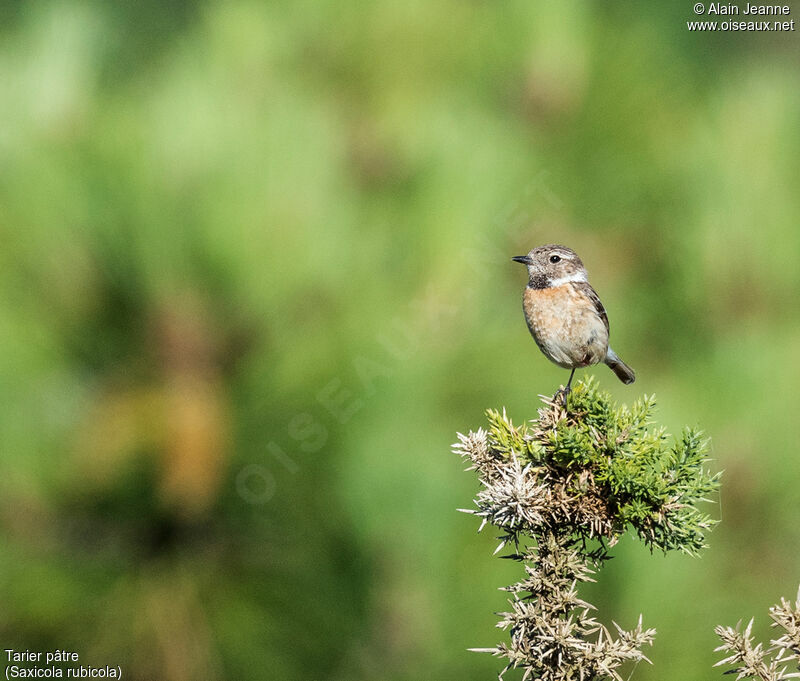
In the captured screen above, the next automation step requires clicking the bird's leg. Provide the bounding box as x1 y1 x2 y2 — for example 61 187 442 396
555 368 576 407
565 367 576 393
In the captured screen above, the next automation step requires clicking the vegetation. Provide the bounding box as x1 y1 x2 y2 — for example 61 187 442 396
714 588 800 681
456 380 719 679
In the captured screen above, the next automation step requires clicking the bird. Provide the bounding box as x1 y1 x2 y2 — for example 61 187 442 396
512 244 635 405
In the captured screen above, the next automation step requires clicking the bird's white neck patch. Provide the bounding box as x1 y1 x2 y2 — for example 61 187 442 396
548 271 588 287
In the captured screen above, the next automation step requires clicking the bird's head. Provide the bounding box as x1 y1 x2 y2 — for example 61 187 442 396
512 244 588 289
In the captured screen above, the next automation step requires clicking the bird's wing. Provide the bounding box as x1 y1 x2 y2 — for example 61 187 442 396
572 281 609 333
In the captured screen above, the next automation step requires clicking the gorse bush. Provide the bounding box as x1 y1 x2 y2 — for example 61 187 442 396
454 378 721 680
715 588 800 681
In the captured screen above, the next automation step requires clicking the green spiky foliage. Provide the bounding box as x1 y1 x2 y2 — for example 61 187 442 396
454 378 720 681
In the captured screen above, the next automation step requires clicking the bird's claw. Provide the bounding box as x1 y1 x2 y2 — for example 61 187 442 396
554 385 571 408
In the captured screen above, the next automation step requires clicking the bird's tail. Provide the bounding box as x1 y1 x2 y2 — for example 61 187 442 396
605 348 635 384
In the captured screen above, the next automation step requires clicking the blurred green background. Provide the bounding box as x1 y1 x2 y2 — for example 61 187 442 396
1 1 799 679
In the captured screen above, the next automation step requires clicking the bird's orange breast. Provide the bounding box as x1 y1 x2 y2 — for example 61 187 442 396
522 284 608 368
523 284 583 334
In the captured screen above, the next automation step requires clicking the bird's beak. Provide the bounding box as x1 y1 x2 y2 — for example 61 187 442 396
512 255 533 265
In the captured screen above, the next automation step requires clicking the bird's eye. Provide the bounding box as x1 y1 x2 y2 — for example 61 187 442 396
549 254 561 263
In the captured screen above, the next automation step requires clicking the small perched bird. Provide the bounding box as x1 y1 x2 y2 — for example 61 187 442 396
512 244 635 404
